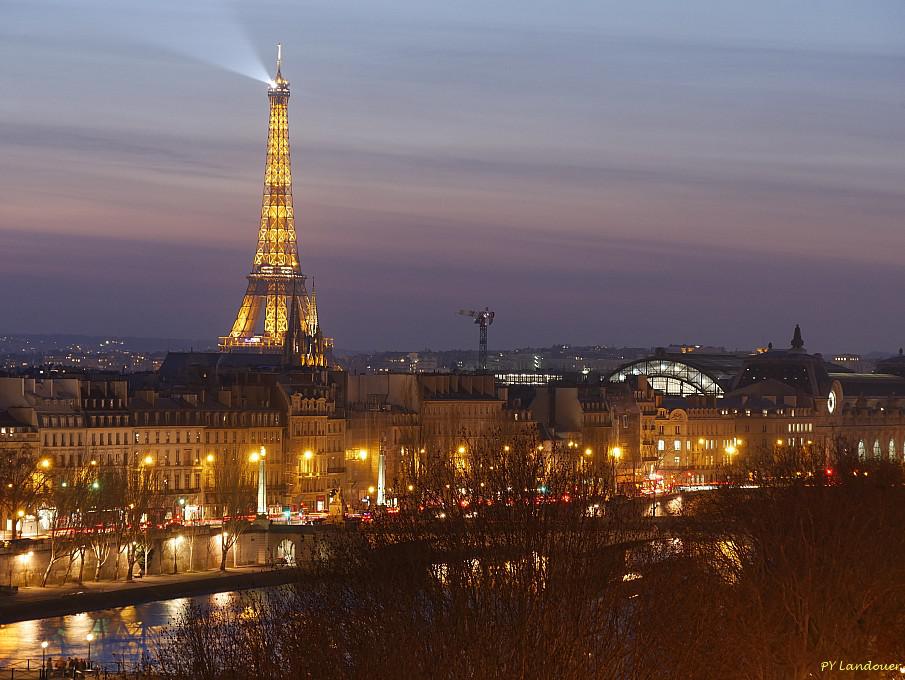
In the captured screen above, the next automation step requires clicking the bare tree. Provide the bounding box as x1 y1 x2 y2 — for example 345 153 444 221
41 469 90 587
0 445 51 538
644 467 905 680
83 466 131 580
207 454 257 571
154 434 905 680
156 435 643 679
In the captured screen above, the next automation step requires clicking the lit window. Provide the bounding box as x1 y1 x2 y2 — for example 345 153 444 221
657 439 665 451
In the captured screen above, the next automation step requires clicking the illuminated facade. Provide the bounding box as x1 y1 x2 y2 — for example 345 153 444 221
0 375 286 537
609 328 905 488
220 46 329 367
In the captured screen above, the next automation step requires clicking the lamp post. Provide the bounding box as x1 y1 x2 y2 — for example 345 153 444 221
140 455 154 576
610 446 623 495
20 550 32 587
725 444 738 483
86 633 94 668
250 447 267 517
40 640 48 679
171 535 182 574
200 453 214 522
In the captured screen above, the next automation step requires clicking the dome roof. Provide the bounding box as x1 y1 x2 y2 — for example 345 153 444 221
731 325 832 396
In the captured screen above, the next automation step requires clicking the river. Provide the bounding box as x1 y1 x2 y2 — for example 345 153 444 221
0 590 248 672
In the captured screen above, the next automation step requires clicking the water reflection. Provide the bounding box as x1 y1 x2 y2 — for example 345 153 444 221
0 591 246 670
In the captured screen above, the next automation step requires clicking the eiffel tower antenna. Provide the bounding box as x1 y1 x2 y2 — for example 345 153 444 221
219 44 330 367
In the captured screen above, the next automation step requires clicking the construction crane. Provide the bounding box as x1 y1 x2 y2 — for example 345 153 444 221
458 307 495 372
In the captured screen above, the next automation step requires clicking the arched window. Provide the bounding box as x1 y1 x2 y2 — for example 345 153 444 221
873 440 882 459
889 439 896 461
857 440 866 461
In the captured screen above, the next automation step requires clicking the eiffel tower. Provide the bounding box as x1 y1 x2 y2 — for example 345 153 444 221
219 45 329 367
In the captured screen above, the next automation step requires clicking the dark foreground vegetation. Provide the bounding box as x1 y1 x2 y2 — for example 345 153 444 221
155 437 905 680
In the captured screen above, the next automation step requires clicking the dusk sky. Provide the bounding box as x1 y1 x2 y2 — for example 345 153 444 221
2 1 905 353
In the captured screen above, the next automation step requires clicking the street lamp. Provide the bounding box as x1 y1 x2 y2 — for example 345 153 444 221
725 445 738 482
86 633 94 668
41 640 48 678
18 551 32 586
250 447 267 516
200 453 215 521
171 535 183 574
610 446 623 493
139 456 154 576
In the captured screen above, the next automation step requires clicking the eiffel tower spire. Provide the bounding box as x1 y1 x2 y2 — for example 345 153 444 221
220 45 330 366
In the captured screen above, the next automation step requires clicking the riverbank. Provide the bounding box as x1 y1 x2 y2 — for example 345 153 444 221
0 566 300 624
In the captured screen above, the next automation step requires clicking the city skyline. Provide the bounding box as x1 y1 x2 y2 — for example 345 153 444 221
2 1 905 352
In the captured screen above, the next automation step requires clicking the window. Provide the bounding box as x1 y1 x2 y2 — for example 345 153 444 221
673 440 681 451
674 456 681 464
657 439 665 451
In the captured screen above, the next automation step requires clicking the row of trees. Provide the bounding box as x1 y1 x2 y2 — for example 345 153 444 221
155 434 905 680
1 446 262 584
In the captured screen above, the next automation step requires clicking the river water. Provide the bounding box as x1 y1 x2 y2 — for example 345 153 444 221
0 590 248 672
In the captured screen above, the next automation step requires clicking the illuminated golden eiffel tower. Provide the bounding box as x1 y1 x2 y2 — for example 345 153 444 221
220 45 329 367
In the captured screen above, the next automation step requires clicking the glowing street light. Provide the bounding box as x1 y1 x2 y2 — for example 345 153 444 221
358 449 368 461
252 446 267 515
199 454 215 522
725 445 738 475
171 535 183 574
39 458 51 470
584 447 593 457
142 455 154 466
610 447 623 494
86 633 94 667
303 450 313 460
